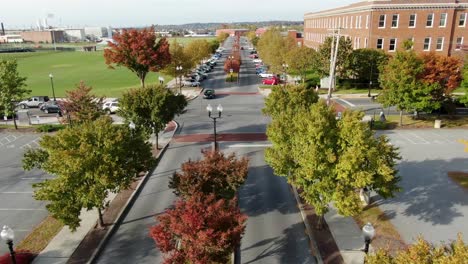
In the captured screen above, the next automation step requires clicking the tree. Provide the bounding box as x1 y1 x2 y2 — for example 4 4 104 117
0 60 30 129
150 193 246 264
169 150 248 200
104 26 171 88
285 46 318 84
347 48 389 87
160 39 194 87
118 84 187 149
291 103 400 219
216 32 230 43
22 117 153 231
378 47 440 124
263 84 319 179
316 36 353 78
460 61 468 106
184 39 212 66
61 81 104 124
420 52 463 97
256 28 294 73
366 234 467 264
246 31 259 46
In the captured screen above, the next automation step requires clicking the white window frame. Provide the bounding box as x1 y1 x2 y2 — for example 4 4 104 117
455 37 464 50
459 13 467 27
391 14 399 28
355 16 359 28
345 16 348 28
436 37 444 51
409 14 417 28
359 15 362 28
357 37 360 49
378 14 386 28
423 37 431 51
426 13 434 27
439 13 447 27
389 38 397 52
377 38 384 49
350 16 354 29
366 15 369 29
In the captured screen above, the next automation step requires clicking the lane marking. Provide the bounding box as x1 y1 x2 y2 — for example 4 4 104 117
0 192 34 194
227 143 272 148
0 208 46 211
397 133 418 144
337 99 356 107
21 177 53 180
409 132 430 144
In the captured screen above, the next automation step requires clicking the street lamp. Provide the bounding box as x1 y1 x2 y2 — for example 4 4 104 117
1 225 17 264
129 121 136 130
176 65 183 94
282 63 289 87
228 56 234 82
206 104 223 151
49 73 56 101
362 222 375 254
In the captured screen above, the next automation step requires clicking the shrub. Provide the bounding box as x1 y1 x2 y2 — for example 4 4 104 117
35 124 66 133
0 251 35 264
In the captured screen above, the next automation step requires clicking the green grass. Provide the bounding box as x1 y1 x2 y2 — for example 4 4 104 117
373 115 468 129
167 37 215 45
448 171 468 189
16 216 64 254
0 51 172 97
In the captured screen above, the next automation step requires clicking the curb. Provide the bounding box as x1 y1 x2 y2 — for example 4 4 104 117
88 120 179 264
291 185 324 264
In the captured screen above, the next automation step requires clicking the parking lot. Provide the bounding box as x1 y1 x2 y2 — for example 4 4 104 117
0 132 49 254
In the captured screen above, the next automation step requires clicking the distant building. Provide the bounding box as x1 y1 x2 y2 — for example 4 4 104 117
0 34 23 43
255 28 268 36
84 27 109 40
304 0 468 57
64 29 85 42
215 29 249 37
288 30 304 46
155 31 172 37
21 30 65 43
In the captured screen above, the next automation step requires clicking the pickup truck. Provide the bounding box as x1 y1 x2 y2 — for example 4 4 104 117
18 96 50 109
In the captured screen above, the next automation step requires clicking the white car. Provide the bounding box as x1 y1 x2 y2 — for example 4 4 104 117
259 72 274 78
252 58 262 63
103 101 119 114
183 80 201 87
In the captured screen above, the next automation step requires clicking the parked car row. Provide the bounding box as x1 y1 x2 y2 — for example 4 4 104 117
249 52 281 86
183 51 221 87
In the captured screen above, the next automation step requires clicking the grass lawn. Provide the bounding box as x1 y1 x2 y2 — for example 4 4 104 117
167 36 215 45
0 51 172 98
354 204 406 254
448 171 468 189
374 115 468 129
16 216 64 254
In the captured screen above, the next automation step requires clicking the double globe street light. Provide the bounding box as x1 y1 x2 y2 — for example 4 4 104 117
49 73 57 102
1 225 17 264
362 222 375 254
206 104 223 151
176 65 183 94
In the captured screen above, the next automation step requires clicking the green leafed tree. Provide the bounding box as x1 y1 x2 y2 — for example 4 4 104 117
0 60 30 129
118 84 187 149
160 39 194 88
285 46 318 84
216 32 230 43
347 48 389 88
184 39 212 66
61 81 104 124
316 36 353 78
22 117 153 231
460 61 468 106
263 84 319 179
256 28 295 74
169 150 249 200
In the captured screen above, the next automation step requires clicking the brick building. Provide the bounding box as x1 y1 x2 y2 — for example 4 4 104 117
21 30 65 43
304 0 468 57
215 29 249 37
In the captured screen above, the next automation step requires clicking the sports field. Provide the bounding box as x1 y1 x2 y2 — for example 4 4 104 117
0 36 216 98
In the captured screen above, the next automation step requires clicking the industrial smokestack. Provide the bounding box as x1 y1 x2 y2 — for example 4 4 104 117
1 23 5 36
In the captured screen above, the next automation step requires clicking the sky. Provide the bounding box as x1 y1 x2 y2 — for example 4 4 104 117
2 0 359 28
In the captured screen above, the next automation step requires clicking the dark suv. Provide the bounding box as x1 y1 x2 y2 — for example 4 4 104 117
203 89 215 99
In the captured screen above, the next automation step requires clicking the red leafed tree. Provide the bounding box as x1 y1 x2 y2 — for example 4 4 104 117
169 150 248 200
420 52 463 96
150 193 247 264
104 26 171 88
224 56 241 73
61 81 104 124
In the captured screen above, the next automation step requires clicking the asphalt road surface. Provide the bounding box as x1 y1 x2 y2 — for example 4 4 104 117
334 97 401 116
96 37 315 263
0 133 49 255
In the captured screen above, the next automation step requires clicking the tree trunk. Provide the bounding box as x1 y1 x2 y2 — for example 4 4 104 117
316 215 324 230
13 116 18 130
399 110 403 126
156 133 159 150
97 207 104 228
140 78 145 88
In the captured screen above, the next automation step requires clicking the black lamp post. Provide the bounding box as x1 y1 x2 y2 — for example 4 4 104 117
228 56 234 82
1 225 17 264
282 63 289 87
362 222 375 254
176 65 183 94
49 73 56 101
206 104 223 151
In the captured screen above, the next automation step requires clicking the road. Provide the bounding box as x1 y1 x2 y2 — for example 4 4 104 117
96 37 315 263
0 132 48 255
376 129 468 244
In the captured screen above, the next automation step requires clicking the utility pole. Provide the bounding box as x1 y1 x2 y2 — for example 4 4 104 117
327 28 341 106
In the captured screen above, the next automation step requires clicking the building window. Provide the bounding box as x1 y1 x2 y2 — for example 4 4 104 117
389 38 397 51
460 13 467 27
426 13 434 27
366 15 369 29
345 16 348 28
350 16 353 28
423 37 431 51
436 37 444 50
377 38 384 49
439 13 447 27
379 15 386 28
357 37 360 49
456 37 464 50
359 16 362 28
365 38 368 48
392 14 399 28
407 37 414 49
409 14 417 27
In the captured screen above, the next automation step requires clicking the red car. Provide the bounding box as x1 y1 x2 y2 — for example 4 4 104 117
262 76 280 85
249 54 258 59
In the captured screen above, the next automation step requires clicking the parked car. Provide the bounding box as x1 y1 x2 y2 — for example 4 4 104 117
249 54 258 59
102 101 120 114
18 96 50 109
40 101 62 114
262 76 280 85
183 80 201 87
249 50 257 54
259 72 274 78
203 89 215 99
253 58 262 63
